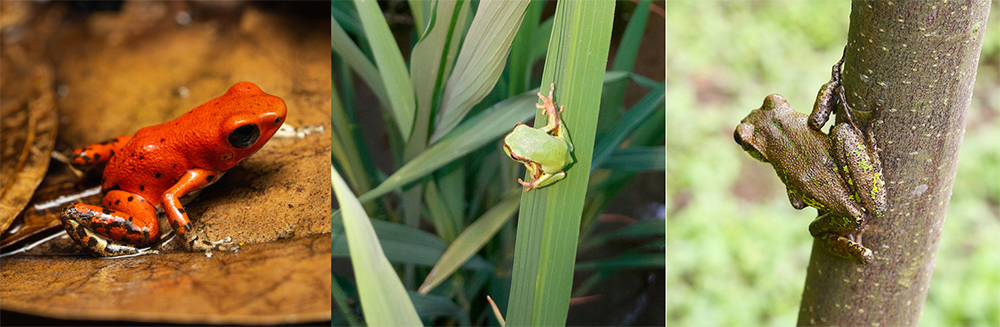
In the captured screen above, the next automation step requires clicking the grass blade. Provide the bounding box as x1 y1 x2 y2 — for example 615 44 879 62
418 191 521 294
592 81 664 171
575 253 665 270
597 0 652 132
600 146 665 171
332 15 390 109
431 0 531 142
506 1 617 326
409 0 471 149
354 0 416 142
579 219 665 253
332 213 493 271
331 166 422 326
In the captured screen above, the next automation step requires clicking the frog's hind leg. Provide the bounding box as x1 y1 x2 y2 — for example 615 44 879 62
809 212 873 264
60 190 160 257
830 122 885 218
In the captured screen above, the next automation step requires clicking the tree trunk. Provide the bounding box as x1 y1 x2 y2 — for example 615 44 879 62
797 0 991 326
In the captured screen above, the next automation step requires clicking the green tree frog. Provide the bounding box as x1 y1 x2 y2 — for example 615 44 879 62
503 83 574 192
733 55 886 264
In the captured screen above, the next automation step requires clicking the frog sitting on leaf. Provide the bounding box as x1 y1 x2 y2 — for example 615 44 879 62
503 83 574 192
734 53 886 264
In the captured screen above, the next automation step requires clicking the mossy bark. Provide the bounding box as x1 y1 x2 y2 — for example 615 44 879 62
797 0 990 325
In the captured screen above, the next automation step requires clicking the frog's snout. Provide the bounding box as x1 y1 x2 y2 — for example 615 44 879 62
733 123 754 149
734 123 767 163
733 128 746 147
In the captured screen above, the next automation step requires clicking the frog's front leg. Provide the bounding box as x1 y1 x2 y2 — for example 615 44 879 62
163 168 237 253
60 190 160 257
70 135 134 168
808 212 873 264
807 51 846 131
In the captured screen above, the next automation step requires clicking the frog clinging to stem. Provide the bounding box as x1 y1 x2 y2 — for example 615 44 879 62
733 53 886 264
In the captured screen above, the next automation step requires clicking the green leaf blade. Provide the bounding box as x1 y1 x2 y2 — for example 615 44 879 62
331 167 422 326
431 0 531 142
354 0 416 142
506 1 618 326
418 192 521 294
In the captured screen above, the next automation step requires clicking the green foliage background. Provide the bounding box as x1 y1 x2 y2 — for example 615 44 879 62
666 1 1000 326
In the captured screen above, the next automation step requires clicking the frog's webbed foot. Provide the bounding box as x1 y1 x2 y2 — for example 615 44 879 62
185 232 240 254
536 83 563 135
815 232 873 265
809 212 872 264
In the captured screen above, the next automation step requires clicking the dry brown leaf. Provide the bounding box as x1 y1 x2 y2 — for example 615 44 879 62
0 33 58 235
1 233 332 324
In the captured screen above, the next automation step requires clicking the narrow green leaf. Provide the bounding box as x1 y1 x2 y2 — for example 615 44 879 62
332 16 390 109
592 82 665 171
410 0 470 149
597 0 652 132
435 162 465 235
575 253 665 270
611 0 651 73
332 214 493 272
630 73 661 89
579 219 665 253
600 146 665 171
431 0 531 142
331 166 422 326
507 0 544 95
424 177 460 243
331 79 373 195
529 16 553 68
331 275 363 326
506 1 617 326
409 291 468 323
418 192 521 294
408 0 428 36
354 0 416 142
331 2 363 36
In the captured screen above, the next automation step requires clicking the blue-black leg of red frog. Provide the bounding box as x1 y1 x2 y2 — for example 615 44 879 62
60 190 161 257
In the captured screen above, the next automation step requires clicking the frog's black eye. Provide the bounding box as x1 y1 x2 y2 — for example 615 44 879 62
228 124 260 149
733 130 746 147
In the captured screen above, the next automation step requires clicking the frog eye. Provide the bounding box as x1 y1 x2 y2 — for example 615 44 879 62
228 124 260 149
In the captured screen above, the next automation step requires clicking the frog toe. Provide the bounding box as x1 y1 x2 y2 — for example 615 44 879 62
816 233 873 265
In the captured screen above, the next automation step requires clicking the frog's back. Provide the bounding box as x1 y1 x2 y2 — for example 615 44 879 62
753 109 861 217
507 125 571 170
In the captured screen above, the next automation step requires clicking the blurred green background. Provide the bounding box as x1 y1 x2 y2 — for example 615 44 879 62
666 1 999 326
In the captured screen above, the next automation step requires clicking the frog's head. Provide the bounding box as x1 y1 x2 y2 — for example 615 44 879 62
733 94 789 163
180 82 287 170
218 82 288 165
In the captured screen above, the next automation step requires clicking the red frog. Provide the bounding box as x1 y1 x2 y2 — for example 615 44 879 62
60 82 287 257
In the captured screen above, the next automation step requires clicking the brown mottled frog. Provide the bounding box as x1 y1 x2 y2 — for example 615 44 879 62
734 55 885 264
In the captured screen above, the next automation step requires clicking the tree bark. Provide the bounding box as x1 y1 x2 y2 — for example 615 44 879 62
798 1 990 326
